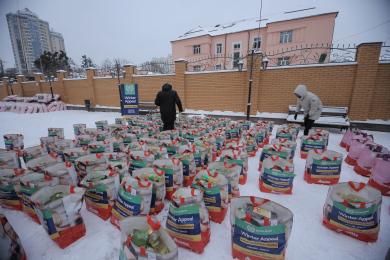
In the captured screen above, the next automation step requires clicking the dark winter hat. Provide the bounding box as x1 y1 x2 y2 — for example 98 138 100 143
162 83 172 91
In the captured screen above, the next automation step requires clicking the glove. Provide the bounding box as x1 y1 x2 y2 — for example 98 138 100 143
294 113 298 120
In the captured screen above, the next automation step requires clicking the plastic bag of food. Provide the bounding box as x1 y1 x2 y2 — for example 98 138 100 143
30 185 86 248
323 182 381 242
80 170 120 220
122 133 137 145
119 215 178 260
244 130 258 157
172 145 197 187
63 147 90 164
309 128 329 146
95 120 108 131
207 161 240 200
48 128 64 140
368 155 390 196
0 168 25 210
15 172 59 223
111 176 153 229
22 145 46 163
75 134 93 147
259 144 292 171
153 158 183 200
73 123 86 136
0 214 27 260
166 187 210 254
300 134 327 159
75 153 107 181
44 162 78 186
40 136 57 152
3 134 24 151
132 168 166 215
230 196 293 260
354 143 389 177
192 169 229 223
276 125 299 141
51 139 75 160
26 153 62 172
96 130 110 142
305 149 343 185
128 151 155 174
145 145 168 160
220 149 248 185
259 156 295 194
271 138 296 159
345 136 372 166
0 151 21 169
88 140 111 153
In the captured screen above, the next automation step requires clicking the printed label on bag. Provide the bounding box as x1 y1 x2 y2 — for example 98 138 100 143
85 187 109 209
166 203 201 241
261 169 295 191
161 168 174 192
311 160 341 177
301 141 326 152
329 202 379 231
232 217 286 257
112 188 141 218
203 187 222 213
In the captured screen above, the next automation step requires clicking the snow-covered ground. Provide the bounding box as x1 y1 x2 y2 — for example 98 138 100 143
0 110 389 260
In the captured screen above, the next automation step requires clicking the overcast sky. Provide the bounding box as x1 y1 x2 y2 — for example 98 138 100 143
0 0 389 67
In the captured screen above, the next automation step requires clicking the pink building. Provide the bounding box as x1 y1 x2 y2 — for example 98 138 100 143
171 8 338 71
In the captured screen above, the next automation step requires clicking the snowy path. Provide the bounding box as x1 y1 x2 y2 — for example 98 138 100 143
0 111 389 260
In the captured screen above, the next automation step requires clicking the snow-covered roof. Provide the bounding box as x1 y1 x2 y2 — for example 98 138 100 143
174 7 338 41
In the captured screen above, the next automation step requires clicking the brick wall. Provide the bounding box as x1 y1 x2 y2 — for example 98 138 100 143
1 42 389 120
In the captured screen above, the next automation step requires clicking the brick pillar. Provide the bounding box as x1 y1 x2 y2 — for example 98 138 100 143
34 72 44 92
1 77 10 97
123 64 136 83
174 59 187 108
86 67 97 106
246 51 262 116
16 74 25 96
56 70 67 102
349 42 382 120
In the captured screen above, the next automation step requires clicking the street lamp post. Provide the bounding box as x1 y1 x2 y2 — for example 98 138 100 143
45 75 55 100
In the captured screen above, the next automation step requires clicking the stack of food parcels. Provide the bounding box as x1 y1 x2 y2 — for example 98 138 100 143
304 150 343 185
323 182 381 242
230 196 293 260
4 114 390 256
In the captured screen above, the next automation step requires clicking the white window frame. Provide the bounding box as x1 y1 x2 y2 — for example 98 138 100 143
232 42 241 51
280 31 293 44
193 65 201 71
215 43 223 54
253 37 261 49
277 56 290 66
215 64 222 70
193 45 201 55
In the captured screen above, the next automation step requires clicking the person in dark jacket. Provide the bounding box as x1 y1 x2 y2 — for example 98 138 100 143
154 83 183 130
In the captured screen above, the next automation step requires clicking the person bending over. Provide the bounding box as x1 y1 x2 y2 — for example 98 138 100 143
293 84 323 135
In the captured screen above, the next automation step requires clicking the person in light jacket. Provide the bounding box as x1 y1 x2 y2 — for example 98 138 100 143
155 83 183 131
293 84 323 135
